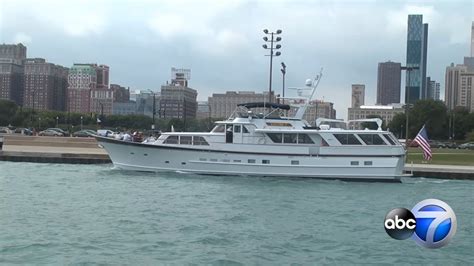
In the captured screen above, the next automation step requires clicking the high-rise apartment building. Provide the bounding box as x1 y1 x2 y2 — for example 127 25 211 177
67 63 113 115
208 91 276 118
351 84 365 108
67 64 96 113
111 84 130 103
445 64 467 110
90 64 112 115
23 58 68 111
0 43 26 105
160 68 197 119
377 61 401 105
406 15 428 104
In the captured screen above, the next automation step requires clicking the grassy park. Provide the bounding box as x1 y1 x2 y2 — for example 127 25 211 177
406 148 474 166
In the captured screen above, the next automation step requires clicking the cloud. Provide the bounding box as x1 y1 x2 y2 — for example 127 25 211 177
2 0 108 37
13 32 32 44
1 0 471 120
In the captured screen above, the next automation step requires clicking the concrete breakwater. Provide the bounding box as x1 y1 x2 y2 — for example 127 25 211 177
0 135 111 164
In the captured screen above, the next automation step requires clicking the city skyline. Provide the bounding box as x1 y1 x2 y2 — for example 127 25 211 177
1 0 472 119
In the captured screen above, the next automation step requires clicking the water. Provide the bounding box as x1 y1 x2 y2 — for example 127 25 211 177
0 162 472 264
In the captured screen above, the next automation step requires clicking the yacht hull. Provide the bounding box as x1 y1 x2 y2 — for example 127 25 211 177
97 137 405 182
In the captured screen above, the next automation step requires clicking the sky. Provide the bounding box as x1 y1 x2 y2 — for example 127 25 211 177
0 0 472 119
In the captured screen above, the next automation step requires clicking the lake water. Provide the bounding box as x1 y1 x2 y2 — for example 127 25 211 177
0 162 473 264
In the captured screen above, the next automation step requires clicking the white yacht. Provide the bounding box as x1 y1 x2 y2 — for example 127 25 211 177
96 74 406 182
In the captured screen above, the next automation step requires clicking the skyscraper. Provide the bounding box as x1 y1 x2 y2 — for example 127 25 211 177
377 61 401 105
23 58 68 111
90 64 113 115
0 43 26 105
351 84 365 108
67 64 97 113
445 63 471 110
160 68 197 119
471 21 473 57
425 77 440 100
406 15 428 104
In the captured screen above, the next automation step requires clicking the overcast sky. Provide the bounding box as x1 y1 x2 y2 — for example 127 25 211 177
1 0 472 119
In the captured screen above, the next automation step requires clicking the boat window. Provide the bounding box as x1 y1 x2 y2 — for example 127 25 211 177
233 160 241 163
351 161 359 165
357 134 387 145
291 160 299 165
267 133 283 143
212 125 225 133
364 161 373 165
234 125 241 133
193 136 209 145
283 133 297 144
298 134 314 144
383 134 396 145
333 134 362 145
266 122 292 127
180 136 192 145
163 135 178 144
248 159 256 163
262 160 270 164
243 126 250 133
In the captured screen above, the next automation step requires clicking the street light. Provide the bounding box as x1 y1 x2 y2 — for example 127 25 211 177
80 116 83 130
148 90 157 130
56 116 59 128
262 29 283 104
401 65 419 154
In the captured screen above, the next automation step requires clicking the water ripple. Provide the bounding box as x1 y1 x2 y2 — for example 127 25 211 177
0 161 473 264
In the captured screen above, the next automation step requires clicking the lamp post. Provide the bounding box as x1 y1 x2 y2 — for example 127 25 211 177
56 116 59 128
80 116 83 130
148 90 156 130
262 29 282 104
281 62 286 103
401 65 419 153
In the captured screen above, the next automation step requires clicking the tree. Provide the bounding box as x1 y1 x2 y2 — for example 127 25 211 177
449 107 474 140
0 99 18 126
387 113 406 139
408 99 447 140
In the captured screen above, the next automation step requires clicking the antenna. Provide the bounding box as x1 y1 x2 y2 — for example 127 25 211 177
291 68 323 119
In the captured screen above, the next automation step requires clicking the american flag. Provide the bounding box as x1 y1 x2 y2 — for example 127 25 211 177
414 125 432 161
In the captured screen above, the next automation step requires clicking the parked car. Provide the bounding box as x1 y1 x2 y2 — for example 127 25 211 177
14 128 33 135
39 129 64 136
429 140 447 149
46 128 69 136
73 129 96 137
97 129 116 137
458 142 474 150
0 127 12 134
442 142 458 149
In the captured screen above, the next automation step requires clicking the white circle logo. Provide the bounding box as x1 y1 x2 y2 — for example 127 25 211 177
411 199 457 249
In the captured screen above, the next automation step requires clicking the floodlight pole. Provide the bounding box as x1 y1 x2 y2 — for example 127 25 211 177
262 29 282 104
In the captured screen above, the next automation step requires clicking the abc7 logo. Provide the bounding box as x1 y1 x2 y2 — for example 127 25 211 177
384 199 457 248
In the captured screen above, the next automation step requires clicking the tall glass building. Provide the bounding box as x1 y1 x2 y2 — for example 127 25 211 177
405 15 428 104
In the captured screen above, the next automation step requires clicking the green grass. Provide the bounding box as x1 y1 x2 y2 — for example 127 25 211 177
407 148 474 166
